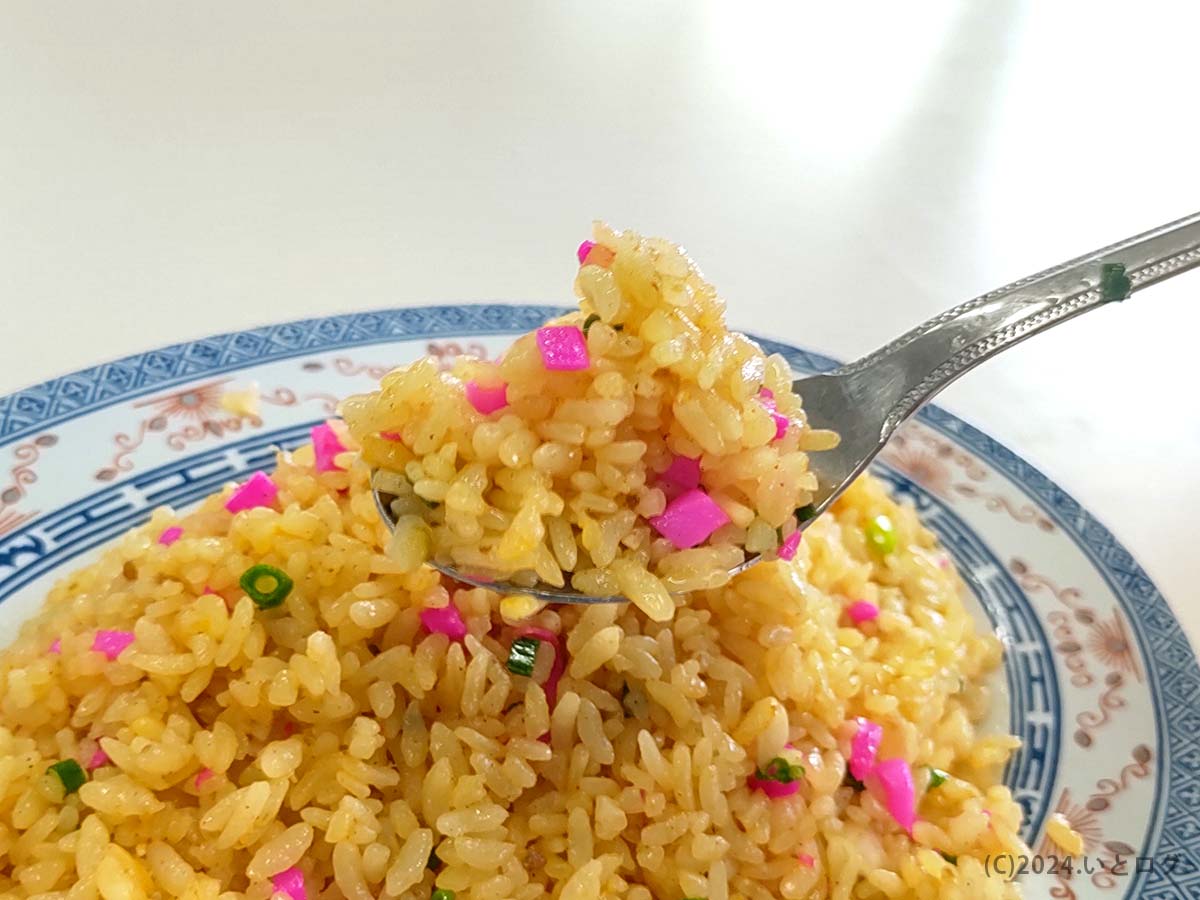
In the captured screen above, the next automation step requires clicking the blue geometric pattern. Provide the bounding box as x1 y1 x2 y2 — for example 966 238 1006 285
0 305 564 441
1 304 1197 897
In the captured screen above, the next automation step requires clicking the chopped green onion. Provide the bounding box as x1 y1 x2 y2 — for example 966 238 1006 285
795 504 817 523
754 757 804 784
844 772 865 791
239 564 293 610
928 767 948 789
1100 262 1132 302
864 514 897 556
47 759 86 795
582 313 622 335
506 636 540 677
939 851 958 865
432 891 455 900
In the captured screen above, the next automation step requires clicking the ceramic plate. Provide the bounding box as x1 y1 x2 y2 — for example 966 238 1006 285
0 305 1196 899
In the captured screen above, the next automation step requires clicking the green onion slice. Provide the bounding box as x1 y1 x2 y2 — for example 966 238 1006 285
582 313 622 335
928 767 948 789
507 636 541 677
432 890 455 900
864 514 897 556
795 504 817 523
1100 262 1132 302
48 759 86 795
754 757 804 784
239 564 293 609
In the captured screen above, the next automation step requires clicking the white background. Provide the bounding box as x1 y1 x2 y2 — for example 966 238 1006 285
2 2 1197 641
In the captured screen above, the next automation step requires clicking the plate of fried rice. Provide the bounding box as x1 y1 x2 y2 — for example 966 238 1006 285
0 227 1196 900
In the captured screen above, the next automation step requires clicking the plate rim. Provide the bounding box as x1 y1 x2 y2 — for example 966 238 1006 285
1 302 1196 896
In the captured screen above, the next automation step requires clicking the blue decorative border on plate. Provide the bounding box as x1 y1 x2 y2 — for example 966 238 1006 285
1 304 1196 897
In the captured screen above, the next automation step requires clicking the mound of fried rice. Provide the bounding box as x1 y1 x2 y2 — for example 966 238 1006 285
0 440 1026 899
341 224 840 620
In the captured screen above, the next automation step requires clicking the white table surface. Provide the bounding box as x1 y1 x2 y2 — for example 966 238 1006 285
2 2 1196 646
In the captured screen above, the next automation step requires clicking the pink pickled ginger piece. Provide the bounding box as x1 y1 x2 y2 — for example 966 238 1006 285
311 422 347 473
847 600 880 624
758 388 790 440
158 526 183 546
660 455 701 490
778 530 802 561
419 604 467 641
871 757 917 834
48 638 61 655
798 852 815 868
649 488 730 549
771 414 789 441
658 455 701 502
536 326 590 371
92 630 135 661
87 748 110 770
466 379 509 415
585 245 615 267
576 240 596 264
380 431 404 442
194 767 215 789
748 773 801 798
272 866 307 900
849 717 883 781
225 471 278 513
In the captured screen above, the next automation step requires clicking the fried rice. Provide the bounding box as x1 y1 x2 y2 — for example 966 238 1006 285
0 225 1029 899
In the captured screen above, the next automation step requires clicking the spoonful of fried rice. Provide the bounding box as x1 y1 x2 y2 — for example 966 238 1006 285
352 213 1200 616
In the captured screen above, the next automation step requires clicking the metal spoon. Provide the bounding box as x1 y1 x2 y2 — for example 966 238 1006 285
375 211 1200 603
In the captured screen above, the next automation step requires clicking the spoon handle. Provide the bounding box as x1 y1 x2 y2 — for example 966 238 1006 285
838 210 1200 436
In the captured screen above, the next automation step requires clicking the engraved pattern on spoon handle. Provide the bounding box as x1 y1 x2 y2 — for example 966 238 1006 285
839 211 1200 382
855 211 1200 437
